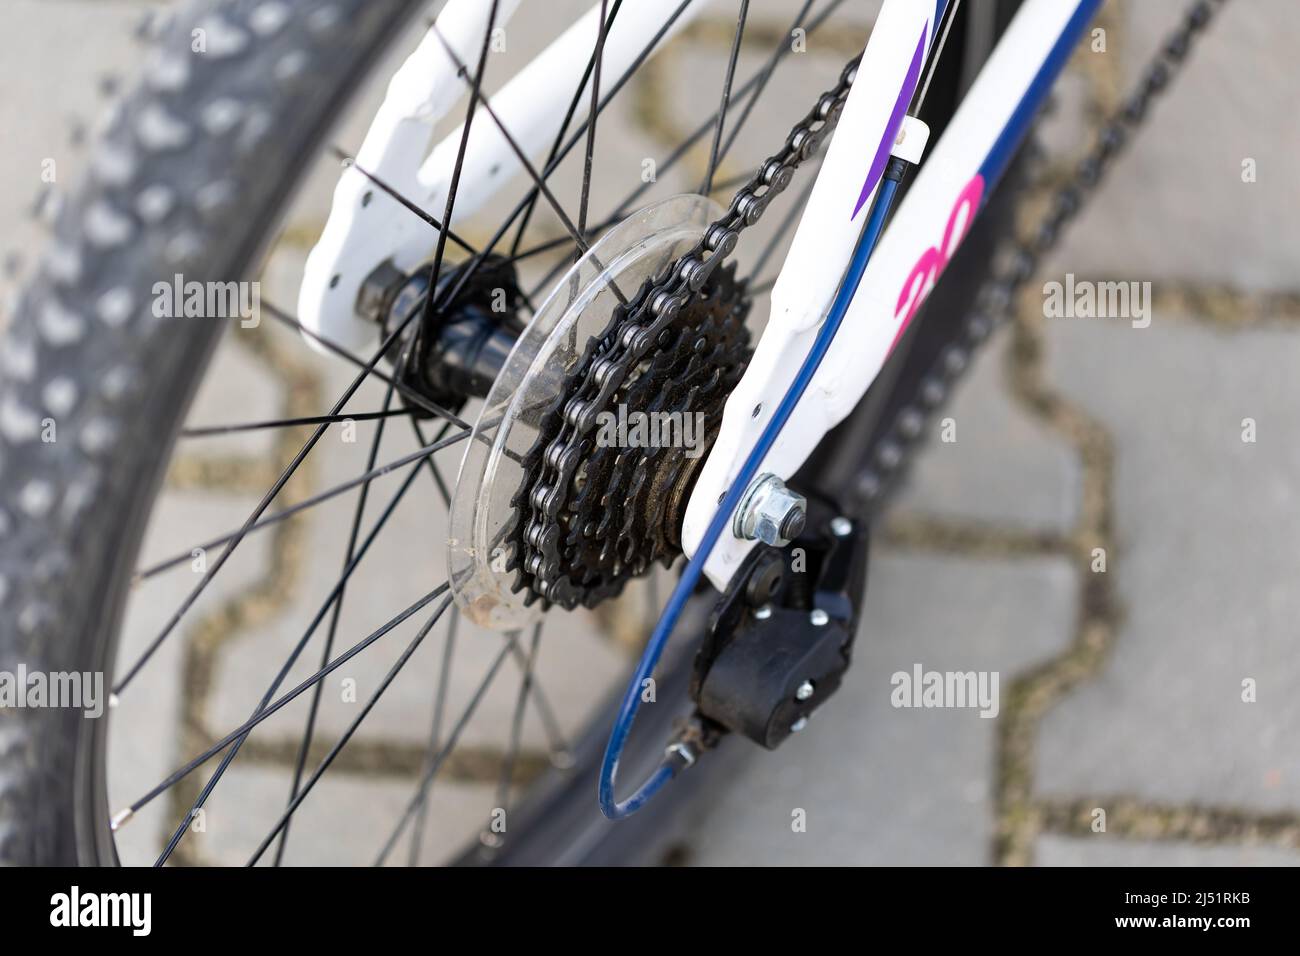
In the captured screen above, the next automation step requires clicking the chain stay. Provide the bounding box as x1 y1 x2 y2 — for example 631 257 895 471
854 0 1224 512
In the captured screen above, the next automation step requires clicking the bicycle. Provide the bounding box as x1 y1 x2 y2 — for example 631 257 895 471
0 0 1222 865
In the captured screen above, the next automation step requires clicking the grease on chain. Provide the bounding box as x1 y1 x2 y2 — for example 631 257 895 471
508 58 860 608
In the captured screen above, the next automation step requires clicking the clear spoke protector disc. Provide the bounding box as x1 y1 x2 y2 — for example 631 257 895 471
448 194 722 629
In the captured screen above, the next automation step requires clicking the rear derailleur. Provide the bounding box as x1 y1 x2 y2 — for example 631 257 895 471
669 493 869 764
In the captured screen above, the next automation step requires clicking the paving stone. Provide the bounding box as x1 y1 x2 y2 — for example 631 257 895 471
278 0 698 257
683 550 1077 865
108 332 283 812
656 13 865 202
1037 835 1300 867
204 248 631 757
199 425 631 756
1034 60 1096 162
11 0 1299 868
893 329 1080 533
112 490 278 867
1035 314 1300 813
1040 0 1300 291
196 763 495 867
178 330 283 461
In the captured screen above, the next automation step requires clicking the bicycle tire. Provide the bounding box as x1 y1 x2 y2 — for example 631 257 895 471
0 0 1024 866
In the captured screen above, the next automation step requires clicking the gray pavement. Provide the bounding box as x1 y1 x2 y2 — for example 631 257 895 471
2 0 1298 866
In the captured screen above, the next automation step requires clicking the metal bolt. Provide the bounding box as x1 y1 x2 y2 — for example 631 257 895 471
754 604 773 620
829 516 852 538
795 680 815 701
810 608 829 627
790 717 809 733
855 470 882 502
733 473 807 548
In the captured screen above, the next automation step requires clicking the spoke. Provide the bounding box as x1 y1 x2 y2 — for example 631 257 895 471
260 301 458 423
247 596 455 866
407 605 459 866
153 437 439 865
272 379 404 866
427 0 695 322
484 622 542 848
507 640 569 761
120 0 836 864
155 341 453 863
126 11 501 851
515 0 835 303
373 631 518 866
410 418 453 505
180 407 414 438
505 231 579 267
402 416 569 768
432 27 596 268
715 0 818 172
119 270 472 696
701 0 750 196
330 148 479 258
131 429 469 584
568 0 835 257
418 0 502 332
509 0 626 257
117 582 450 831
577 0 611 239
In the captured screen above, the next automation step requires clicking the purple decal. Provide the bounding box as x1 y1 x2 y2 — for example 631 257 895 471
850 28 927 221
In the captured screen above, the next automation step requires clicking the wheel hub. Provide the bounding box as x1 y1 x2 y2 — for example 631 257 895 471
366 253 528 415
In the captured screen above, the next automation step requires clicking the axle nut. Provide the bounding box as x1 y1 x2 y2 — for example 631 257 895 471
733 473 807 548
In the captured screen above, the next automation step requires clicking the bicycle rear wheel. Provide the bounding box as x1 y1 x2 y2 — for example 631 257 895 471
0 0 1024 866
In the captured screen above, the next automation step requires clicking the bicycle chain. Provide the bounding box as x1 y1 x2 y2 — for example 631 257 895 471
508 57 860 608
511 0 1222 607
853 0 1226 514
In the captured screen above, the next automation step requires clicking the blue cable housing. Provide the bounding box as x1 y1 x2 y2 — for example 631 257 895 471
599 174 902 819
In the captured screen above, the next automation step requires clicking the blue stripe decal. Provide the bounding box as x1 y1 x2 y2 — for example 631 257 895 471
976 0 1103 193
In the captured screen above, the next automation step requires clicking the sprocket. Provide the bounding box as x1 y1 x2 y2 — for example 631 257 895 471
508 263 751 610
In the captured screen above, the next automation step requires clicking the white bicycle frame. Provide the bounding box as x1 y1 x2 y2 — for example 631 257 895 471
299 0 1102 593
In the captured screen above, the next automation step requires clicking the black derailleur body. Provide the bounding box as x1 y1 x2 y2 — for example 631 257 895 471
359 254 527 414
690 492 869 750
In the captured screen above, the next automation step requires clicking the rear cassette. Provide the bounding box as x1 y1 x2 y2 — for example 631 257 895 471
448 195 749 629
512 260 749 611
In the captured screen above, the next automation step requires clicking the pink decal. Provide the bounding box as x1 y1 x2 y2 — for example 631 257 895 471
890 174 985 352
